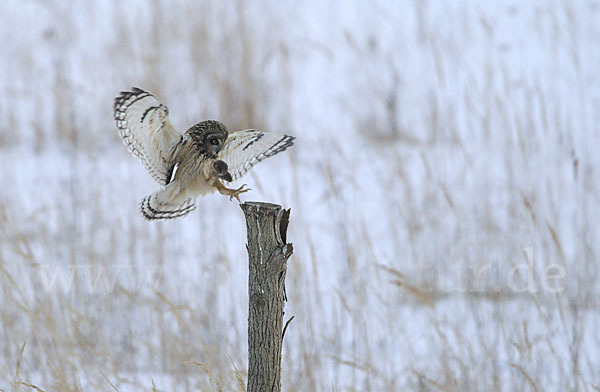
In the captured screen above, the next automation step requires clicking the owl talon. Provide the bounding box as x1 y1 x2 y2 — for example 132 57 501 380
229 184 250 201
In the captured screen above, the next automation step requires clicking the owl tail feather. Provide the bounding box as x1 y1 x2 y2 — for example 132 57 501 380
139 189 196 220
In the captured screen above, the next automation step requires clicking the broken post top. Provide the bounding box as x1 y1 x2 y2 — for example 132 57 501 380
240 201 282 215
241 201 291 245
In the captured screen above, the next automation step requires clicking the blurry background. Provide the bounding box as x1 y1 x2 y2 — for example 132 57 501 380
1 0 599 391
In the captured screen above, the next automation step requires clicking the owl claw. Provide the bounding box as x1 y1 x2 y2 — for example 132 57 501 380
229 184 250 201
216 181 250 201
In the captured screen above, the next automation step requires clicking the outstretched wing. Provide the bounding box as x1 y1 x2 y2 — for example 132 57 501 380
114 87 182 186
217 130 295 181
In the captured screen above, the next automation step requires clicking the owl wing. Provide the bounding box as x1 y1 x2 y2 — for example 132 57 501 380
114 87 182 186
217 130 295 181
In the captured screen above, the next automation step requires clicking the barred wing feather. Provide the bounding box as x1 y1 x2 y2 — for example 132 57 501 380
114 87 181 186
217 130 295 181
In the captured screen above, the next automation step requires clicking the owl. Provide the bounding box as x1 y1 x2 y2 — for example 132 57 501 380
113 87 294 220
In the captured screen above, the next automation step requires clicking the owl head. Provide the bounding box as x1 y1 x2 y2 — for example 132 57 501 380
187 120 228 155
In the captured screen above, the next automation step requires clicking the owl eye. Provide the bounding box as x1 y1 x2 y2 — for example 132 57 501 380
211 139 219 145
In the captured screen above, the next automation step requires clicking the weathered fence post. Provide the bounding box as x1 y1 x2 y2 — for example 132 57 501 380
240 202 293 392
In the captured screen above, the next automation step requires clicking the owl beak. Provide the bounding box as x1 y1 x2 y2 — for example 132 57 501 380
209 144 220 154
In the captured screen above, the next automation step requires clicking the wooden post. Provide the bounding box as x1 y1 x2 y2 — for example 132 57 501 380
240 202 293 392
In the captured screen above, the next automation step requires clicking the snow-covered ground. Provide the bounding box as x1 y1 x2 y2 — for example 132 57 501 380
1 0 599 390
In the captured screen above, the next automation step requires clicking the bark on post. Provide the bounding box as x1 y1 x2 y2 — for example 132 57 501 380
240 202 293 392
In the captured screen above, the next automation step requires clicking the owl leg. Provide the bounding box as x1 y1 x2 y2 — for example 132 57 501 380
214 181 250 202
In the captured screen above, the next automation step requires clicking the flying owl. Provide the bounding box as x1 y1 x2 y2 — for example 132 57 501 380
113 87 294 220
